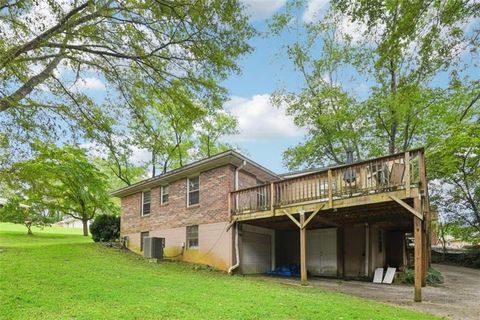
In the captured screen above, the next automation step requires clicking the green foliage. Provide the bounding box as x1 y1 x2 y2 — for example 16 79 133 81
271 0 479 168
0 197 51 235
90 215 120 242
0 0 252 177
0 224 439 320
5 143 118 235
397 268 444 285
432 246 480 269
430 120 480 236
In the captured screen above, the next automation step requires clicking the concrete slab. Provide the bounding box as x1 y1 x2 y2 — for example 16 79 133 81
257 264 480 320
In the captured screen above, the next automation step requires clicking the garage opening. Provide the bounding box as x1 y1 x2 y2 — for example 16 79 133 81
240 223 339 277
240 224 274 274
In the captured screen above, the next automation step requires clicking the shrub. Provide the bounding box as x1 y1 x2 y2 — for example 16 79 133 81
431 246 480 268
90 215 120 242
397 267 444 285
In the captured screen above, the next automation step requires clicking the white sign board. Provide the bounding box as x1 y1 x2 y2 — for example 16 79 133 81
382 267 396 284
373 268 384 283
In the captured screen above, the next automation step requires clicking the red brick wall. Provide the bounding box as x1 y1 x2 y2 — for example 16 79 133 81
237 169 259 189
121 165 240 235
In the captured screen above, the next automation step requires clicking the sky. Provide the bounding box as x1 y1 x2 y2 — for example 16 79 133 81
17 0 475 175
219 0 328 174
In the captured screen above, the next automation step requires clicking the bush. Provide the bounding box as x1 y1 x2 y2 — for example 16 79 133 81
397 267 444 285
90 215 120 242
431 246 480 268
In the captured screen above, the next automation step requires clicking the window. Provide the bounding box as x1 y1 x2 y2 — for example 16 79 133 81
161 185 169 205
187 176 200 207
140 231 149 251
142 190 151 216
186 225 198 249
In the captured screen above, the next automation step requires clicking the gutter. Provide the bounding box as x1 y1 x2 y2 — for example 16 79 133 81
228 160 247 274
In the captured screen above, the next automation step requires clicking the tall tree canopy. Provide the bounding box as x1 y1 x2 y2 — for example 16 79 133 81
0 0 250 190
5 143 117 236
270 0 480 168
0 0 251 170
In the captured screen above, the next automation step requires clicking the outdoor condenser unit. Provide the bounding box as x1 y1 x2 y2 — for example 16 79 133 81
143 237 165 259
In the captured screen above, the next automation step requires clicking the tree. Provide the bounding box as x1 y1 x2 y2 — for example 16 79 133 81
6 143 118 236
430 121 480 236
196 110 238 158
127 81 238 175
0 0 253 159
0 196 51 235
128 84 201 176
270 0 479 168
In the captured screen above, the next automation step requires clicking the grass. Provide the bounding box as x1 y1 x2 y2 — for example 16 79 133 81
0 223 439 320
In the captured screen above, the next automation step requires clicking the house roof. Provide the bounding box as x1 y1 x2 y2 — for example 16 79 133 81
111 150 280 198
279 167 329 179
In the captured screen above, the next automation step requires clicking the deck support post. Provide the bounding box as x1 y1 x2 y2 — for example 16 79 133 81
299 210 307 286
414 197 423 302
405 151 411 197
327 169 333 208
418 151 429 285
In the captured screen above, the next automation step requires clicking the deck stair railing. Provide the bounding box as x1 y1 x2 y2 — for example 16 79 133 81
229 149 423 216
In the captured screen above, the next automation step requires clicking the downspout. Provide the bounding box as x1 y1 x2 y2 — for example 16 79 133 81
228 160 247 274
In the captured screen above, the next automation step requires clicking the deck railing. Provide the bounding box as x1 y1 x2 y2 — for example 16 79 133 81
229 149 424 215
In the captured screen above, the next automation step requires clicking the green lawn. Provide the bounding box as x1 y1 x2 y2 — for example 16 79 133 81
0 223 438 320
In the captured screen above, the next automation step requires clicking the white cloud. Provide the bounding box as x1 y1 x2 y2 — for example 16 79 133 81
225 94 304 142
336 15 371 44
240 0 286 21
302 0 330 23
130 146 151 165
76 77 105 90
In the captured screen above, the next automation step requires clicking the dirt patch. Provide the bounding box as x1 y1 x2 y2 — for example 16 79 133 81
259 264 480 320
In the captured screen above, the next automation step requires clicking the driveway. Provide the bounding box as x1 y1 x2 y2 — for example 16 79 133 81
260 264 480 320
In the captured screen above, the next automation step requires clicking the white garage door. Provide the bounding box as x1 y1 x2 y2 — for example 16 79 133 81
241 231 271 274
307 228 337 276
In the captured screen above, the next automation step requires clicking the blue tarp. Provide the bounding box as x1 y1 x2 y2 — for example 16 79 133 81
267 264 300 277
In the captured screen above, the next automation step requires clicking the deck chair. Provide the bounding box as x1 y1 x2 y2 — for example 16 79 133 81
389 163 405 188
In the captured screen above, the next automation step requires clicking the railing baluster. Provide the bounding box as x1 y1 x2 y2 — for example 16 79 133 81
229 150 419 216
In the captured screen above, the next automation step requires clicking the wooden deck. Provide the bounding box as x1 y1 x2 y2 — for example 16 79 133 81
229 148 430 302
229 149 426 221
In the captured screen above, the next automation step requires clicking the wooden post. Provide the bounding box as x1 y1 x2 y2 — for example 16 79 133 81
414 197 423 302
418 150 430 282
300 210 307 285
422 220 427 287
404 151 411 197
327 169 333 208
270 182 275 212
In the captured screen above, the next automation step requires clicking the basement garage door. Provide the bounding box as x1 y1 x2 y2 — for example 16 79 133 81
241 231 271 274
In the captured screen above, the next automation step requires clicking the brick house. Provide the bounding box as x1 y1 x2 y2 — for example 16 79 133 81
112 151 279 271
112 148 431 301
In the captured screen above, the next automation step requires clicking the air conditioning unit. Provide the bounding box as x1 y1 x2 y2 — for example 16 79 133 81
143 237 165 259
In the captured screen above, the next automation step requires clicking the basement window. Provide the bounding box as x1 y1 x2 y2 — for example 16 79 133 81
186 225 199 249
161 185 169 205
187 176 200 207
140 231 149 251
142 190 151 216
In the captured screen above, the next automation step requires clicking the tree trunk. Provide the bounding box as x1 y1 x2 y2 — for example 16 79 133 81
25 222 33 235
151 150 156 177
82 219 89 236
